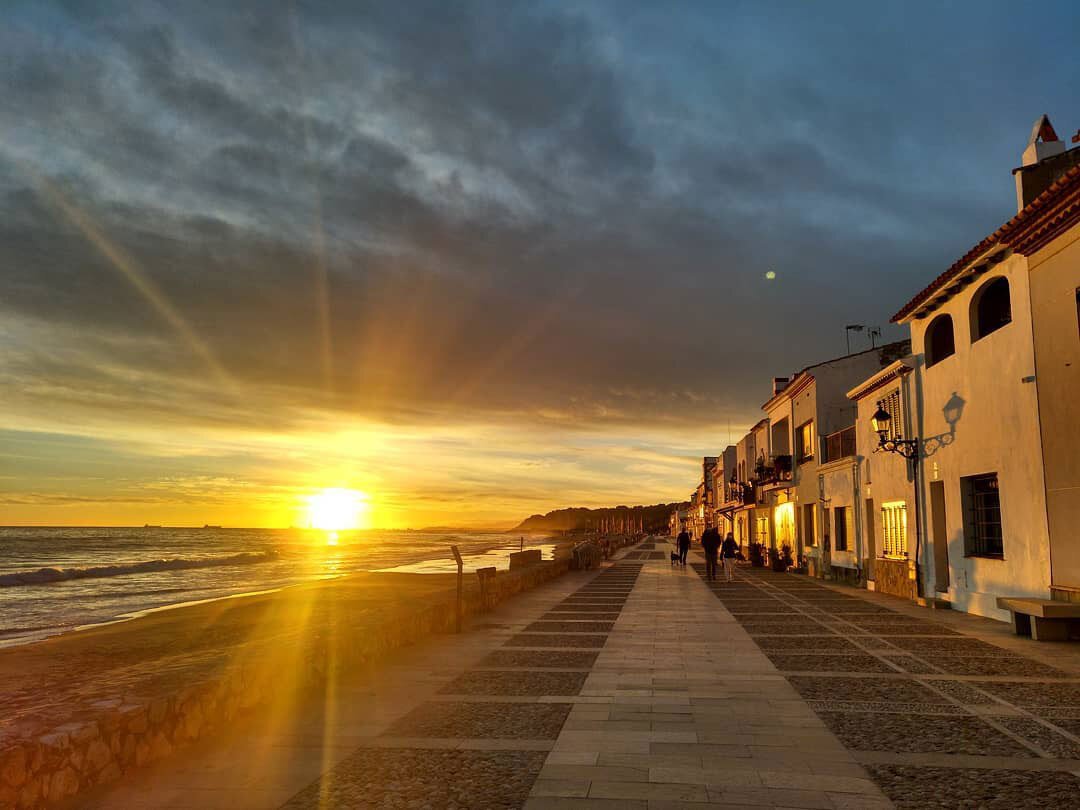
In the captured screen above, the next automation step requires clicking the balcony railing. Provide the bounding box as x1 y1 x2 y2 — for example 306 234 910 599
754 455 793 487
821 426 857 463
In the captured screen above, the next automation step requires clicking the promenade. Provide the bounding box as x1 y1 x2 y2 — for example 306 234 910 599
78 540 1080 809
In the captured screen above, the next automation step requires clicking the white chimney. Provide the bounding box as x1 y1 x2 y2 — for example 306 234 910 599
1014 114 1071 212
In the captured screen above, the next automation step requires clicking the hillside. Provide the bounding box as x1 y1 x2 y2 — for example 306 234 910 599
512 502 685 534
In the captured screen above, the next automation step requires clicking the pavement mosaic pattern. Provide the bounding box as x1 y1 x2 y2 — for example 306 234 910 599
282 560 645 809
280 748 548 809
700 563 1080 808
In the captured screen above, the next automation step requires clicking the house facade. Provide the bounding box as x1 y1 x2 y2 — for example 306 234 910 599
848 361 920 600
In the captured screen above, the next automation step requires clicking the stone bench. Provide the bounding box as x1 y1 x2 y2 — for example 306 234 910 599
997 597 1080 641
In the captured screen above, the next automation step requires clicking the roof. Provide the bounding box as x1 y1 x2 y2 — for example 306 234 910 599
761 340 911 411
892 163 1080 323
846 359 915 402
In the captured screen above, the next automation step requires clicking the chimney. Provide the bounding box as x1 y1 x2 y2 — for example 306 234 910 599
772 377 789 396
1013 115 1080 212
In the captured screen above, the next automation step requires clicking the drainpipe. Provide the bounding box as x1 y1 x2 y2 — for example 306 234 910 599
910 447 924 600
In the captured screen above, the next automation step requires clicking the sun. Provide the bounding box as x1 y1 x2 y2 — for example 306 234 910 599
307 488 369 532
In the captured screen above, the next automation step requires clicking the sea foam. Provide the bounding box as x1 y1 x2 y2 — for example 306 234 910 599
0 550 278 588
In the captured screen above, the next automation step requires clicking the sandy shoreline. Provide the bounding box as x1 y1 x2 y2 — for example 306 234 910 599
0 535 582 740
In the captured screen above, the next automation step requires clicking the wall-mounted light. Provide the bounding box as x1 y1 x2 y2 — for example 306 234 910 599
871 405 919 460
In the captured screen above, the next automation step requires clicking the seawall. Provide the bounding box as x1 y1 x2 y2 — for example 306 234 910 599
0 559 572 809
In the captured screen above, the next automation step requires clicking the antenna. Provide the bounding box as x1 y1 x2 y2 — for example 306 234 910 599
844 324 865 354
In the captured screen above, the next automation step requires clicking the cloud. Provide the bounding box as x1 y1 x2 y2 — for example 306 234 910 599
1 1 1078 521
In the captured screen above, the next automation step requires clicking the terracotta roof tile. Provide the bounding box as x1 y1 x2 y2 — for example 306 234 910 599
892 163 1080 323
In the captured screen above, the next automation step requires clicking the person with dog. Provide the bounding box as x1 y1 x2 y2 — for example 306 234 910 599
700 526 721 581
721 532 738 582
676 528 691 566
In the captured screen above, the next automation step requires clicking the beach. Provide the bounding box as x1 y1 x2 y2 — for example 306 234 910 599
0 534 603 808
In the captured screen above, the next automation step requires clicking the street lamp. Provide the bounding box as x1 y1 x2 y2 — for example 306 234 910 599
870 402 923 597
871 405 918 459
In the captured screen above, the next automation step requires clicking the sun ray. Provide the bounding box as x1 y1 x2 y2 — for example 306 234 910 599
26 170 237 393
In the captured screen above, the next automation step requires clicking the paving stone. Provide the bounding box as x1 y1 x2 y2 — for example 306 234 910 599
439 670 588 696
866 765 1080 810
526 621 616 634
542 612 621 621
763 653 896 674
788 676 949 704
753 636 859 652
929 655 1066 677
995 717 1080 758
506 634 607 648
886 636 1004 655
280 748 547 809
965 680 1080 707
384 701 572 739
480 650 600 670
817 712 1035 756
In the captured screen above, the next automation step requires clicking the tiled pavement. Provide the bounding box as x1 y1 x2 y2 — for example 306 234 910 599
78 540 1080 808
706 563 1080 809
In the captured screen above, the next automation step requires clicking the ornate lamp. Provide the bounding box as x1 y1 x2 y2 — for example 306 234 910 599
871 403 918 460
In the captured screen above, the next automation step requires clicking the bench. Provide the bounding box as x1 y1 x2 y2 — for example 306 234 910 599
997 597 1080 641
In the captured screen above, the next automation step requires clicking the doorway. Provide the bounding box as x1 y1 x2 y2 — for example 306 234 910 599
930 481 949 592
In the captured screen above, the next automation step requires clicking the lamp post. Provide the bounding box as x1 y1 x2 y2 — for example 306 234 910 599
870 404 923 598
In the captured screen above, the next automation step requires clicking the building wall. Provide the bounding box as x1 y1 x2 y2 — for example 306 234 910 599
819 459 860 571
791 383 821 567
1027 227 1080 596
910 253 1051 621
856 377 920 598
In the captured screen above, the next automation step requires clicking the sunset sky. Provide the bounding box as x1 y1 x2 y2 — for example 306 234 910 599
2 1 1079 528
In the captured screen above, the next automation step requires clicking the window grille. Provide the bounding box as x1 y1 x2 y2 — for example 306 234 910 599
881 501 907 559
963 473 1003 557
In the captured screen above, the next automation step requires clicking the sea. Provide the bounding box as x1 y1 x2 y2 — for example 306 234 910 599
0 527 554 647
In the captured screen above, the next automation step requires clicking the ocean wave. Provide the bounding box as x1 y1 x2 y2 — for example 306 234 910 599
0 550 279 588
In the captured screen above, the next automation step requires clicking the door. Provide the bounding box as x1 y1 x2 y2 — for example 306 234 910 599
864 498 876 581
930 481 950 592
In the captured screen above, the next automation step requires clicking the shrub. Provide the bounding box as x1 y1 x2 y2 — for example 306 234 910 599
770 544 794 572
748 542 766 567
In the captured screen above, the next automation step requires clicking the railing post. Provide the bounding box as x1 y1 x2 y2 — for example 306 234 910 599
451 545 463 633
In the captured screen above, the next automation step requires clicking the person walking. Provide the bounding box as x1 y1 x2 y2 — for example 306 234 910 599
701 527 721 581
721 532 738 582
676 528 691 566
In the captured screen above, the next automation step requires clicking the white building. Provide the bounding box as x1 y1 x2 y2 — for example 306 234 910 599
889 116 1080 620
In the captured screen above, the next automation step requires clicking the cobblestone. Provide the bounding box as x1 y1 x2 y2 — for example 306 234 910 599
438 670 588 696
817 712 1035 756
478 650 598 670
280 748 547 809
505 633 606 648
384 701 571 739
867 765 1080 810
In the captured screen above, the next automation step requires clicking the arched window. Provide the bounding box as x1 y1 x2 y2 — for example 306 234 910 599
970 277 1011 341
925 314 955 367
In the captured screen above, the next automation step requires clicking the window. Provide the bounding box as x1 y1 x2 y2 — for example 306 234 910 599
971 277 1012 341
881 501 908 559
796 420 815 461
963 473 1003 557
802 504 816 546
878 389 902 442
925 314 955 367
833 506 851 551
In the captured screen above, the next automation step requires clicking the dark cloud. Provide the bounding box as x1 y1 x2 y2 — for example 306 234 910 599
2 0 1079 445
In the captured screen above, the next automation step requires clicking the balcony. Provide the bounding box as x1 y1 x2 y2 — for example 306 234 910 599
821 427 857 464
755 455 793 491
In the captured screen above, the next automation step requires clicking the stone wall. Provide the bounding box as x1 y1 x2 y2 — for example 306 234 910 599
0 560 570 809
874 557 917 601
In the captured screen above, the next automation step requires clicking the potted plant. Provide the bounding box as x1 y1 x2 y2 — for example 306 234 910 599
748 542 766 568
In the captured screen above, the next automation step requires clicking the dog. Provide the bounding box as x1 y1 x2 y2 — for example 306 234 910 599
670 550 680 566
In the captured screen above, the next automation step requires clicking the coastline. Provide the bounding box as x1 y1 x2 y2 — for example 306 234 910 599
0 532 560 649
0 533 596 808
